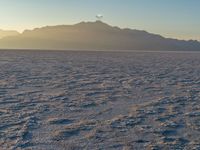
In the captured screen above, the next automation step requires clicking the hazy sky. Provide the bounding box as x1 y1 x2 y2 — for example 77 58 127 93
0 0 199 40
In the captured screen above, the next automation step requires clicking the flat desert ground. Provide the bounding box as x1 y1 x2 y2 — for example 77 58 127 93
0 50 200 150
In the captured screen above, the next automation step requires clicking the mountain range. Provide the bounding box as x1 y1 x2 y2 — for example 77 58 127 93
0 21 200 51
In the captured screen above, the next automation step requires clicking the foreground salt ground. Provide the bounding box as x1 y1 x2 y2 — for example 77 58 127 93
0 50 200 150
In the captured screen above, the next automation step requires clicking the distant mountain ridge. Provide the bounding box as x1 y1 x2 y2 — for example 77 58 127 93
0 21 200 51
0 29 19 39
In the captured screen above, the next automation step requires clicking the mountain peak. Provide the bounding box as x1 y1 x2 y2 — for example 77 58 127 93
74 21 112 29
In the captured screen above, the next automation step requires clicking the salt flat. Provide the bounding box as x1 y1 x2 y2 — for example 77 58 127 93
0 50 200 150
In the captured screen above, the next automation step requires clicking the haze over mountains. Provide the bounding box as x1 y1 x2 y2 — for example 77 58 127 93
0 21 200 51
0 29 19 39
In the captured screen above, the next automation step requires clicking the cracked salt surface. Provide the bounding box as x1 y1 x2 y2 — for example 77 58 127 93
0 50 200 149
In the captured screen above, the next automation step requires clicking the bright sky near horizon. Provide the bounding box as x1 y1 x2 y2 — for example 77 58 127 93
0 0 199 40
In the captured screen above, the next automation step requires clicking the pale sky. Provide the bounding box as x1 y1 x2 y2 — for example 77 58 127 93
0 0 199 40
